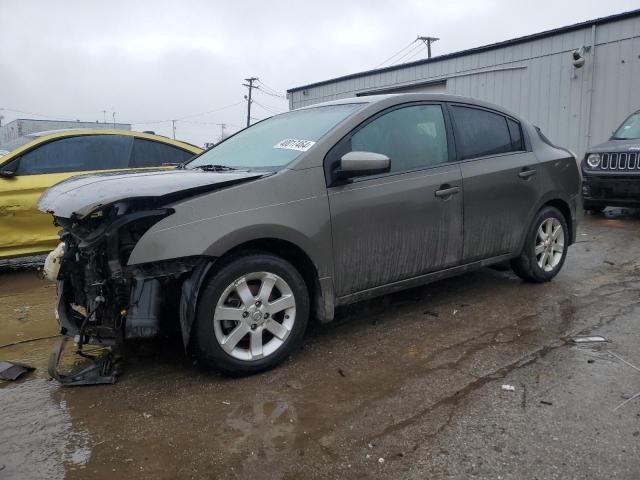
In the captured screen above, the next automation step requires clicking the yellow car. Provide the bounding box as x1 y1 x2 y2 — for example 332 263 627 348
0 129 202 259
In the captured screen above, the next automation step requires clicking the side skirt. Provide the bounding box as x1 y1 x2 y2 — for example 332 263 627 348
335 253 515 307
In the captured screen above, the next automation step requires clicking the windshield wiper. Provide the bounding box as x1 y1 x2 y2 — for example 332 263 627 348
193 164 239 172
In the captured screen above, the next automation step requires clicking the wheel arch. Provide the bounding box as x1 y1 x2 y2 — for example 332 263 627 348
543 198 574 245
518 193 576 255
221 237 323 321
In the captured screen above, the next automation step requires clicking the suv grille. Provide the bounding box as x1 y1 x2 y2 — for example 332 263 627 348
598 152 640 171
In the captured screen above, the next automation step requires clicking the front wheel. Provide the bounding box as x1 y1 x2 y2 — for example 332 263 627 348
194 253 309 376
511 206 569 283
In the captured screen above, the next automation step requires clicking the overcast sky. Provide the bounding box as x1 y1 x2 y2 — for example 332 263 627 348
0 0 637 146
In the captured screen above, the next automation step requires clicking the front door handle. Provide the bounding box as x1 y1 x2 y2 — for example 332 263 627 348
434 185 461 198
518 168 537 179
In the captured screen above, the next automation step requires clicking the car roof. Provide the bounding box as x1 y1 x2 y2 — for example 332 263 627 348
297 93 523 120
0 129 202 165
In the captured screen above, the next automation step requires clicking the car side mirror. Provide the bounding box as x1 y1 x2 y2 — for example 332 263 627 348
0 157 19 178
0 167 16 178
335 151 390 181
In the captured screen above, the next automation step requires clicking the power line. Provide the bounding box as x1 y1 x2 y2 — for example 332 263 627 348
256 80 286 98
256 86 286 99
0 106 79 121
253 100 285 115
404 44 429 63
375 39 418 68
375 35 441 69
130 101 244 125
389 41 426 66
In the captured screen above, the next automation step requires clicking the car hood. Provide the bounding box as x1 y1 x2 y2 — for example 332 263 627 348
589 138 640 153
38 168 265 219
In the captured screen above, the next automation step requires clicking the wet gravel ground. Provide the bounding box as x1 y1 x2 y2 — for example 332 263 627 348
1 209 640 479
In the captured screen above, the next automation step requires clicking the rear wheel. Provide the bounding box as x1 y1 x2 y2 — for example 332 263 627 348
194 253 309 376
511 206 568 283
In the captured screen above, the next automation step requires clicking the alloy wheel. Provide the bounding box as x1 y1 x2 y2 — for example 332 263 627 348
535 217 565 272
213 272 296 361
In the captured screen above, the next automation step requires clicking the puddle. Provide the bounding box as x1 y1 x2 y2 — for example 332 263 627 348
0 379 91 478
0 271 58 349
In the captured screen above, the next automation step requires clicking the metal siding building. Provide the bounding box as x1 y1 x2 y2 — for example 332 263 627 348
287 9 640 158
0 119 132 146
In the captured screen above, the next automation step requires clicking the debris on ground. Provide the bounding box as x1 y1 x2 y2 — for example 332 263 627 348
501 384 515 392
221 400 231 405
378 457 385 464
423 310 439 317
286 380 303 390
142 413 152 419
607 350 640 412
570 335 607 344
540 400 553 406
607 350 640 373
0 361 35 381
338 368 347 377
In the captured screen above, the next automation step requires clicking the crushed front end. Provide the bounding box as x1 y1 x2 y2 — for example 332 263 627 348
47 202 202 386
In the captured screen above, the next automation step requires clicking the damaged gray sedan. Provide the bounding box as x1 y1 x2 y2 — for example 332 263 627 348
38 94 581 384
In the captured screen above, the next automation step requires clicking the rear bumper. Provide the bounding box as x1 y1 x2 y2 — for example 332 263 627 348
582 175 640 207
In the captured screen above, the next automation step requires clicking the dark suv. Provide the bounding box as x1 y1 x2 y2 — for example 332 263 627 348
582 110 640 212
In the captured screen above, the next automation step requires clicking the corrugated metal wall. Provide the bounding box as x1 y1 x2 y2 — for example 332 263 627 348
289 15 640 157
0 119 132 145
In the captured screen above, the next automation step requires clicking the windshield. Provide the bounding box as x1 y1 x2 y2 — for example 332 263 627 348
612 112 640 140
186 103 363 171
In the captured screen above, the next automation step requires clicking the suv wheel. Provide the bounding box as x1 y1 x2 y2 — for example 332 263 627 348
511 206 568 283
194 253 309 376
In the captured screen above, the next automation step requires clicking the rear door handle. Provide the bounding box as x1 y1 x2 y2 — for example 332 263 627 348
518 168 537 179
434 185 461 198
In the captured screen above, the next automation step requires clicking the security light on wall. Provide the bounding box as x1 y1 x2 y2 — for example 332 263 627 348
571 46 591 69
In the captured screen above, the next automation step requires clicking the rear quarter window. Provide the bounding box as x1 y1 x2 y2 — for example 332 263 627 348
130 138 194 167
507 118 524 151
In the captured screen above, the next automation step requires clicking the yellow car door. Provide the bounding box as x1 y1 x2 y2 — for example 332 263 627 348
0 133 133 259
0 131 201 259
0 169 81 258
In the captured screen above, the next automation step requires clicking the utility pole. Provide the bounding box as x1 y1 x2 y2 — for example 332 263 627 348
172 120 177 140
417 36 439 58
243 77 258 128
102 110 107 123
112 111 116 128
216 123 226 142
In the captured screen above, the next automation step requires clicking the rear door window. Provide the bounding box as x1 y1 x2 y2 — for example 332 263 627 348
16 135 133 175
130 138 194 168
450 106 512 160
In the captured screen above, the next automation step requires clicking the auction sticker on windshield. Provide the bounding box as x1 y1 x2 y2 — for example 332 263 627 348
273 139 316 152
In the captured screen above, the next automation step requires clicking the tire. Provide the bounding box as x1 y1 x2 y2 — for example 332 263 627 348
511 206 569 283
194 253 309 376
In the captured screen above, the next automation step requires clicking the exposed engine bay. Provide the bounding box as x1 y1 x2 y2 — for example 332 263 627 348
46 200 209 386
